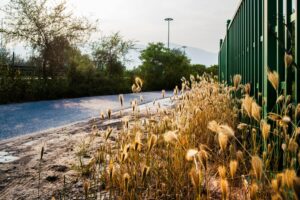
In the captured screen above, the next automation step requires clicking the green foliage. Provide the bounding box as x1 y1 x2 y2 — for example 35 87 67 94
0 0 220 104
0 40 217 104
138 43 191 90
190 64 206 76
0 44 131 104
206 64 218 75
0 0 95 78
0 47 11 66
92 33 135 77
138 43 218 90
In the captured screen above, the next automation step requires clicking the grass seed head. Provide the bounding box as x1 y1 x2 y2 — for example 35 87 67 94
140 95 144 102
135 77 143 88
132 84 137 93
218 165 227 179
147 134 157 152
267 69 279 91
242 95 253 118
233 74 242 90
276 95 285 104
174 86 179 96
251 101 261 122
105 127 113 141
119 94 124 107
107 109 112 119
236 150 244 161
283 169 296 188
162 90 166 98
123 173 130 190
122 117 129 129
186 149 198 161
207 120 220 133
123 144 131 153
251 156 263 180
244 83 251 95
282 115 291 123
100 112 105 120
260 120 271 141
220 178 229 199
120 152 128 163
163 130 179 143
285 53 293 68
237 123 248 130
218 133 229 152
40 146 44 160
249 182 259 200
271 179 279 193
288 139 299 154
229 160 238 179
142 165 150 181
219 124 235 137
198 148 209 168
108 160 115 181
133 131 142 151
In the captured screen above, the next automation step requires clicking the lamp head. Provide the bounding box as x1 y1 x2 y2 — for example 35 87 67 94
164 18 174 21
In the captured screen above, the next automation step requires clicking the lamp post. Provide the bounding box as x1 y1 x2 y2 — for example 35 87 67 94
182 45 187 54
164 17 173 49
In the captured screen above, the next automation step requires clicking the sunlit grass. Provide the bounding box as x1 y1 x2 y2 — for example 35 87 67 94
53 71 300 199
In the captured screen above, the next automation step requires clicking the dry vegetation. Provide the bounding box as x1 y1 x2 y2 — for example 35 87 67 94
46 70 300 199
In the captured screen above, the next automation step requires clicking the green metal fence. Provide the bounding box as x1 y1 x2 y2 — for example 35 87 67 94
219 0 300 116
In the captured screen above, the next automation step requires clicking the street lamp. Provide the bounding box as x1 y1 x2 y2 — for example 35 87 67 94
164 17 173 49
182 45 187 54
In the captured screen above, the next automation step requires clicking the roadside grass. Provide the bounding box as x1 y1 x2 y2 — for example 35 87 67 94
49 71 300 199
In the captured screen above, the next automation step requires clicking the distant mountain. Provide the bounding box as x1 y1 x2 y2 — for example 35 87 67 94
126 43 218 69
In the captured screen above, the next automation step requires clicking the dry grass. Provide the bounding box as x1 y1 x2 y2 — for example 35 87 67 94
52 72 300 200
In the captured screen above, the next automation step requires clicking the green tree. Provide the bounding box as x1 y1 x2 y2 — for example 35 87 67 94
139 43 191 90
92 33 135 77
0 46 11 66
206 64 219 76
190 64 206 76
0 0 95 79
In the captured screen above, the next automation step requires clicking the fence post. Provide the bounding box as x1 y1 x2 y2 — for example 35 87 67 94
219 39 223 82
257 0 264 105
253 0 257 98
285 0 293 98
296 0 300 105
276 0 285 93
263 0 277 117
226 20 231 84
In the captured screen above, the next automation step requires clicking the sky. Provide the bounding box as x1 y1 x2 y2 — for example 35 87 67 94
0 0 240 54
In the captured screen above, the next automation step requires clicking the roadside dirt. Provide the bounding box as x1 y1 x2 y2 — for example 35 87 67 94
0 99 172 200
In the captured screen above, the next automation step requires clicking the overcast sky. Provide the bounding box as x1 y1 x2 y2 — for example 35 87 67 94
1 0 240 53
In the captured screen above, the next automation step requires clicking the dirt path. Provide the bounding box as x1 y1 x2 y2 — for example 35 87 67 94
0 99 173 200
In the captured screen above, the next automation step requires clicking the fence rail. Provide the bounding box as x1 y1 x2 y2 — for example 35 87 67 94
219 0 300 116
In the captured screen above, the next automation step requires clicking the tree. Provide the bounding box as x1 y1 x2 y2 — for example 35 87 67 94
0 0 95 78
0 46 11 66
139 43 191 90
206 64 219 76
92 33 135 77
190 64 206 76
